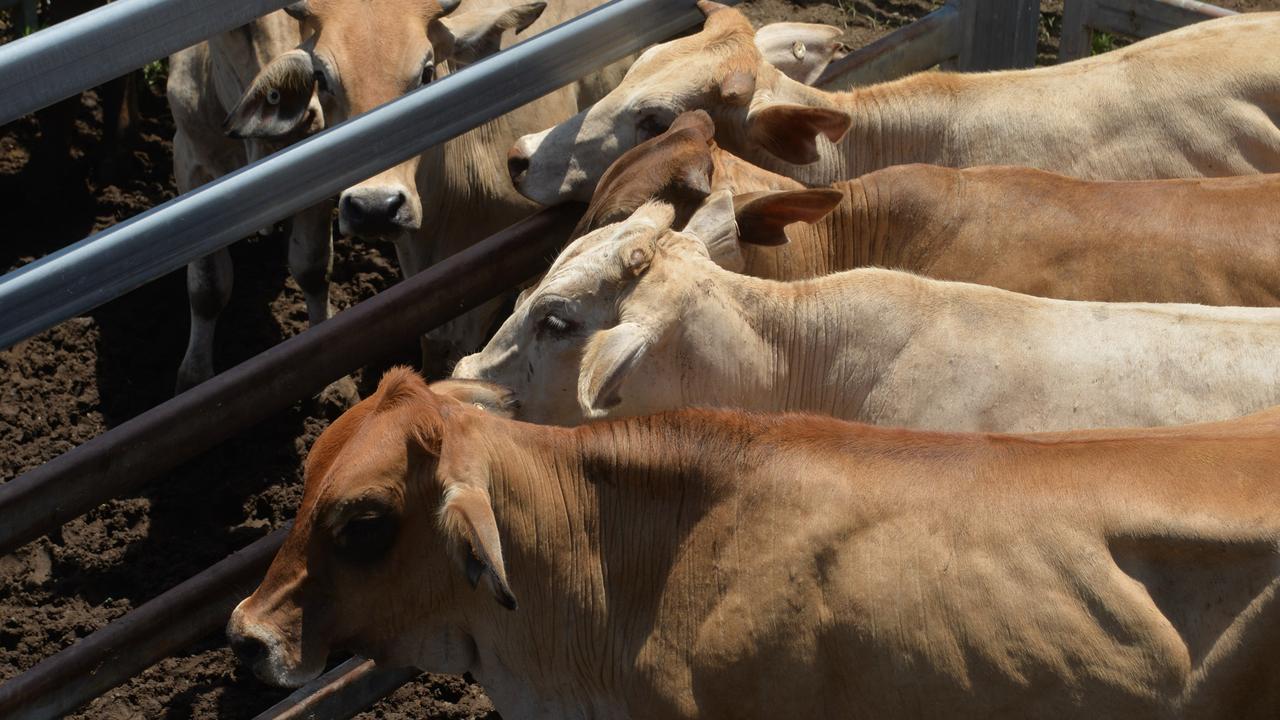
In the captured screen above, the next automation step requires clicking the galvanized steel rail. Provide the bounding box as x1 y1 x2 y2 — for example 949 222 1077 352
0 0 732 351
0 0 295 125
1058 0 1235 61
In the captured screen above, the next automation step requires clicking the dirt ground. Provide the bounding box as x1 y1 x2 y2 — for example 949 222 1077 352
1 1 1277 718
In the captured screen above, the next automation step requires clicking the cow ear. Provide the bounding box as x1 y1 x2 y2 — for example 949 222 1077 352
428 379 520 418
224 50 317 140
430 1 547 65
578 322 651 418
754 23 843 85
440 484 518 610
746 103 850 165
733 188 842 246
683 190 743 271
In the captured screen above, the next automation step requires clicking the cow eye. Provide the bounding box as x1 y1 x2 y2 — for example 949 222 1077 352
420 61 435 88
636 113 670 141
313 69 330 95
536 312 576 339
334 512 398 562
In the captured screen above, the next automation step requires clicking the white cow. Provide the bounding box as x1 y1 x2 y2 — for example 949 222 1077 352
454 193 1280 432
507 1 1280 205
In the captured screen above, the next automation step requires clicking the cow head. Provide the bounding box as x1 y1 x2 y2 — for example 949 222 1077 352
452 188 837 424
227 369 520 687
506 1 847 205
225 0 547 239
572 109 836 241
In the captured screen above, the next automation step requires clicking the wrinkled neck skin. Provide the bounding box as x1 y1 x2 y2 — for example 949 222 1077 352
413 66 544 265
715 70 956 184
446 418 730 718
628 257 920 420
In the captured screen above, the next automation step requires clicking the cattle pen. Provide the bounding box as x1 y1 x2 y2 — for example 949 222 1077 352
0 0 1238 717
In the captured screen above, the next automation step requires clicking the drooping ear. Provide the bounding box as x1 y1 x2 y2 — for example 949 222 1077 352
440 484 518 610
746 103 851 165
754 23 843 85
224 50 317 139
428 379 520 418
682 190 743 271
430 1 547 66
578 322 652 418
733 188 843 246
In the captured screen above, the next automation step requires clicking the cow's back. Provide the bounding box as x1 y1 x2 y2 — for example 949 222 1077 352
867 164 1280 306
942 12 1280 179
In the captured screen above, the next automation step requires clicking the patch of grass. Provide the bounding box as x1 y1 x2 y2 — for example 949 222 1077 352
1091 31 1117 55
143 59 168 92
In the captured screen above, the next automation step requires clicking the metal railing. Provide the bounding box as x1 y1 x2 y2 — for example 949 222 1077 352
0 0 737 350
0 0 296 124
1058 0 1235 61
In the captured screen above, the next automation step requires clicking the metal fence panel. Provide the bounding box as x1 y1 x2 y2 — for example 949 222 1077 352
0 0 730 351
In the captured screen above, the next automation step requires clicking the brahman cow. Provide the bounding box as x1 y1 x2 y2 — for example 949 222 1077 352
577 111 1280 305
168 11 331 393
201 4 845 377
453 194 1280 431
179 0 604 382
228 367 1280 718
508 1 1280 205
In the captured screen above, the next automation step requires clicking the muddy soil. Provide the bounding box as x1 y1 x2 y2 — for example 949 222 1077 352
2 1 1277 718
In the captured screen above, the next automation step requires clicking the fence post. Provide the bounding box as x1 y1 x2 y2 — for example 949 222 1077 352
953 0 1041 71
1058 0 1094 62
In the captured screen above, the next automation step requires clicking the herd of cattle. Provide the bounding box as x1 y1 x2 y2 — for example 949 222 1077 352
151 0 1280 716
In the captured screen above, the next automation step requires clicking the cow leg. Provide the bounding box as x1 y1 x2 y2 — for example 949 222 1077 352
287 203 334 326
176 248 233 393
392 233 444 375
290 202 360 410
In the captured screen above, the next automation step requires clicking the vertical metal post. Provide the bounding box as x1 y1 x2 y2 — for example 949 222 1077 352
1059 0 1095 61
954 0 1042 71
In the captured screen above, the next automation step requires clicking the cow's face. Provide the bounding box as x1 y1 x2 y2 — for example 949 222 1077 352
227 370 520 687
453 193 745 424
225 0 546 239
507 1 847 205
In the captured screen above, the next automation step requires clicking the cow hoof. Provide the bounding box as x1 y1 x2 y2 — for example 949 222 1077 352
315 376 360 417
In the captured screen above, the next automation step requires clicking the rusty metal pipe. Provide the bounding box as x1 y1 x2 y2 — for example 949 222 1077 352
253 658 420 720
0 527 289 720
0 204 580 557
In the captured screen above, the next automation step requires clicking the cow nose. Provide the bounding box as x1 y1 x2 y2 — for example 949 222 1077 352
507 146 529 188
229 630 268 670
340 188 408 237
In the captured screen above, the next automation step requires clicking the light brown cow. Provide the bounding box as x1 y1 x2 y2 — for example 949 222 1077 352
214 0 625 376
453 195 1280 431
168 12 332 393
578 111 1280 306
508 2 1280 206
229 367 1280 718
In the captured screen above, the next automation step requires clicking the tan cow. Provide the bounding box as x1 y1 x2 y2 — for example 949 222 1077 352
453 194 1280 431
228 367 1280 718
578 111 1280 306
223 0 637 375
168 11 331 392
508 1 1280 206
